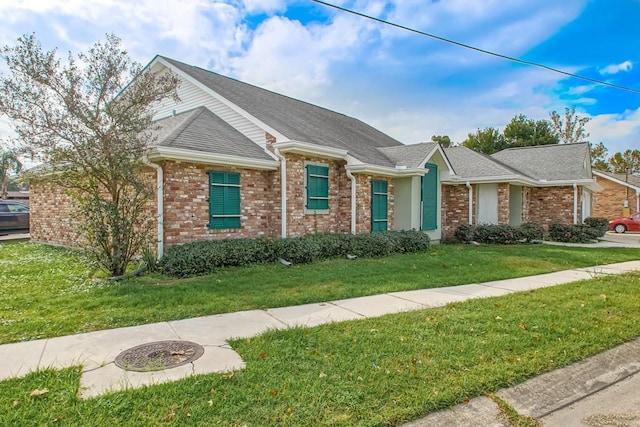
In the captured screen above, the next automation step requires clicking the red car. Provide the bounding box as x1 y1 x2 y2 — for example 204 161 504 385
609 213 640 233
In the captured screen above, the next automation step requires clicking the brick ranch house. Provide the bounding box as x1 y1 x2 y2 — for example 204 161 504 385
591 170 640 219
29 56 601 255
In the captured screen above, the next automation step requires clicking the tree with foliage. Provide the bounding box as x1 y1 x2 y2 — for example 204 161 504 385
609 149 640 174
462 127 506 155
549 106 590 144
589 142 610 172
0 141 23 199
0 34 179 277
503 114 558 147
431 135 453 148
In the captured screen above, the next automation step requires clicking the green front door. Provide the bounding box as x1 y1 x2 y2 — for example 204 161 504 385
371 180 388 232
422 163 438 230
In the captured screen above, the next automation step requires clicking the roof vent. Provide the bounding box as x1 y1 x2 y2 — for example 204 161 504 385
395 165 407 170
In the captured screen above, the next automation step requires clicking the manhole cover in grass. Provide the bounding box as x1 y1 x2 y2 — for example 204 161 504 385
114 340 204 372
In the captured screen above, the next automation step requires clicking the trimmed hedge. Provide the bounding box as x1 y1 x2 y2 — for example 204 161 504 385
454 223 543 244
160 230 430 277
454 217 608 245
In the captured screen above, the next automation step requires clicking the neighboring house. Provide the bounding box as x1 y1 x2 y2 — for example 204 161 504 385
592 170 640 219
440 143 601 237
28 56 601 253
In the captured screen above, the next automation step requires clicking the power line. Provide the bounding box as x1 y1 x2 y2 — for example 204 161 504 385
312 0 640 94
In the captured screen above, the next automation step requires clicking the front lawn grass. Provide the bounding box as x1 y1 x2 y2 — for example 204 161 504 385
1 272 639 426
0 241 639 344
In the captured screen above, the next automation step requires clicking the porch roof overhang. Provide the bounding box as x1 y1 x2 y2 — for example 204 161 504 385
442 176 603 192
346 163 426 177
147 146 280 170
273 140 349 160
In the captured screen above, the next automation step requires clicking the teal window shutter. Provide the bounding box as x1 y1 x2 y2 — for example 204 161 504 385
306 164 329 210
371 179 388 232
209 171 241 229
422 163 438 230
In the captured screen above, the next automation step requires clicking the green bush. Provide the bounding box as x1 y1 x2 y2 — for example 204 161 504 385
548 224 594 243
160 231 431 277
454 224 474 243
453 223 542 244
519 222 544 243
583 217 609 238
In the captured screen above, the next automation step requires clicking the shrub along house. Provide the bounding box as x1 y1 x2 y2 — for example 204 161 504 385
29 56 602 254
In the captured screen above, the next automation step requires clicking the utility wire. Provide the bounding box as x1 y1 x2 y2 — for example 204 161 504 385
312 0 640 94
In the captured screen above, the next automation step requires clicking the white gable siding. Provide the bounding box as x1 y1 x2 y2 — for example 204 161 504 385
153 74 268 147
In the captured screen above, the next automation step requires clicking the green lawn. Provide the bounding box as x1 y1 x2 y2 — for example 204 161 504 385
1 272 639 426
1 241 639 344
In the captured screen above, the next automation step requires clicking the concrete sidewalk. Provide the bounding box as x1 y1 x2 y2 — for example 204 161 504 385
1 260 639 423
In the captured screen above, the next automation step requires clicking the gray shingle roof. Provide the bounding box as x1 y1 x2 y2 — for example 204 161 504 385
444 146 519 179
491 143 590 181
378 143 438 168
160 56 403 167
153 107 274 161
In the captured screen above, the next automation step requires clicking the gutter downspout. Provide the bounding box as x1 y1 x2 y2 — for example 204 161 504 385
636 191 639 213
346 168 357 234
274 148 287 238
573 183 578 224
465 181 473 224
142 155 164 258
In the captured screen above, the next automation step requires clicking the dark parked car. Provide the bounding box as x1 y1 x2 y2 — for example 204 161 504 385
0 201 30 232
609 213 640 233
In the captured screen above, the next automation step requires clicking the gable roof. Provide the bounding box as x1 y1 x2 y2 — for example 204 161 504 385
444 146 521 179
491 143 591 181
158 56 403 167
152 107 274 161
593 170 640 191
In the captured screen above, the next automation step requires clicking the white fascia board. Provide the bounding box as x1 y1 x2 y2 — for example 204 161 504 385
534 179 603 192
154 57 289 142
274 140 348 160
347 164 425 177
419 144 455 174
148 146 279 170
593 170 640 191
443 175 532 186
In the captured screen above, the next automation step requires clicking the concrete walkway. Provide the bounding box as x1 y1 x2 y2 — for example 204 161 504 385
1 261 639 396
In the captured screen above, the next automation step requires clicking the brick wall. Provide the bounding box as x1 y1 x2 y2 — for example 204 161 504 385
284 153 351 236
162 160 280 247
528 186 580 226
497 183 510 224
29 181 83 246
522 187 531 223
441 184 474 238
592 175 638 219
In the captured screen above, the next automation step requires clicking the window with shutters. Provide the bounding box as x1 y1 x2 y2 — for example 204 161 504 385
371 179 388 232
305 162 329 213
208 171 241 229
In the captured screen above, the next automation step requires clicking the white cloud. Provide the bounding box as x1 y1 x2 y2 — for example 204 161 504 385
566 84 597 95
242 0 287 14
588 108 640 154
599 60 633 75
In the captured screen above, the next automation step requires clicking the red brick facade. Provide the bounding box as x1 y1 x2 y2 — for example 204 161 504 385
441 184 474 238
29 156 394 250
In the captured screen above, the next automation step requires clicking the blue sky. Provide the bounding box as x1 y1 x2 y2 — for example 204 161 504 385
1 0 639 156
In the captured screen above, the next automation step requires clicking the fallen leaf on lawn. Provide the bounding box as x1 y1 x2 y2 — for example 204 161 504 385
208 400 213 406
258 352 268 359
29 388 48 397
162 411 175 422
495 316 503 320
319 372 327 378
269 390 278 396
221 371 235 380
12 400 19 407
600 294 607 300
519 324 528 330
